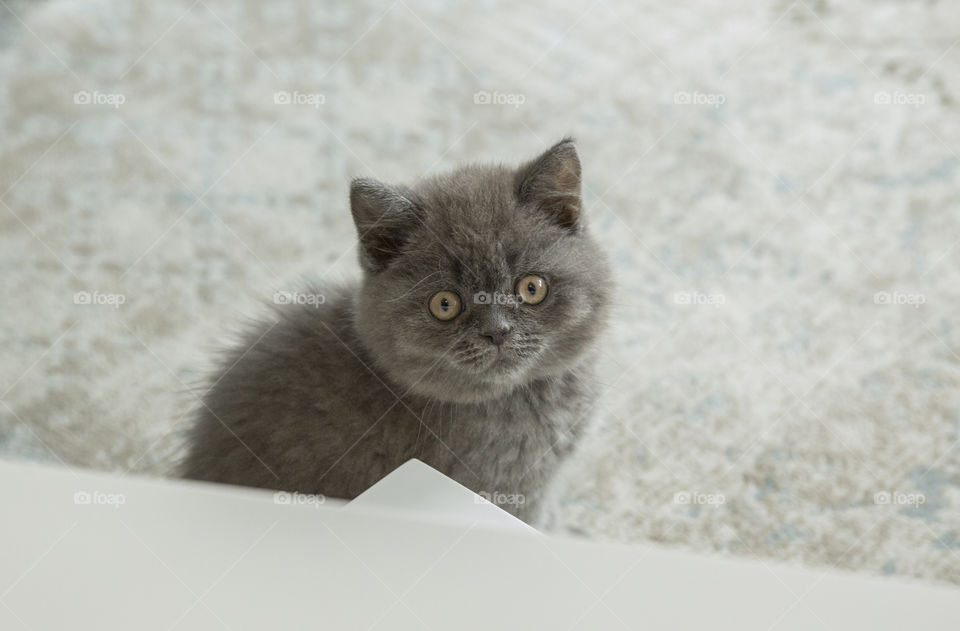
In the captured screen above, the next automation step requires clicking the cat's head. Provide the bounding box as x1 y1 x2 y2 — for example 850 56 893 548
350 139 611 404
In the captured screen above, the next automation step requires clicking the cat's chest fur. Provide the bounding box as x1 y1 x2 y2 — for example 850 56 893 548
307 315 597 518
392 369 593 508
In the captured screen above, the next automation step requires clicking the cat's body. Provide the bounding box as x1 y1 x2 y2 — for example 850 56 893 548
183 287 599 520
183 139 611 522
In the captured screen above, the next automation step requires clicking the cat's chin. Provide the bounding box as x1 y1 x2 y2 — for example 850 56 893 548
380 358 535 405
404 376 527 405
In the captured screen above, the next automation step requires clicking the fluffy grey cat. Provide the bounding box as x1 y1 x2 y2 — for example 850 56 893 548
182 139 611 523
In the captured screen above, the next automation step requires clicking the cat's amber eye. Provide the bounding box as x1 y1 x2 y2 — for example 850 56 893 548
516 274 548 305
428 291 462 321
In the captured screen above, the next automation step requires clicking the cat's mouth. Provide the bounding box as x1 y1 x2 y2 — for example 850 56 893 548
483 349 517 371
449 336 543 380
394 335 550 403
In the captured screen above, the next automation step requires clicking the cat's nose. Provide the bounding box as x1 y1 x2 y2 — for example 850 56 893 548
481 325 510 346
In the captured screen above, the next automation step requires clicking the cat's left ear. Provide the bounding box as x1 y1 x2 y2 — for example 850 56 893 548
515 137 582 231
350 178 421 273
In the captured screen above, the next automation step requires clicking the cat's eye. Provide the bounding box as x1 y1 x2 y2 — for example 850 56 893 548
428 291 462 321
516 274 548 305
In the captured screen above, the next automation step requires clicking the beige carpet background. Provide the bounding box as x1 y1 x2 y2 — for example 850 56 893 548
1 0 959 585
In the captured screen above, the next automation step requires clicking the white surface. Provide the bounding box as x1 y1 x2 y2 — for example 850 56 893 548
347 458 534 532
0 459 957 630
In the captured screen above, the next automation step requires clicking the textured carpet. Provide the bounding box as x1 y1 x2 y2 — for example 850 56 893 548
1 0 959 586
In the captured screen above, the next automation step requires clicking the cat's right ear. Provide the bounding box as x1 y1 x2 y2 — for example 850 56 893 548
350 178 421 273
515 138 582 232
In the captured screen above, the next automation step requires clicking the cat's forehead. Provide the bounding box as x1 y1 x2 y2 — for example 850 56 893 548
409 215 560 290
414 165 517 225
402 165 566 284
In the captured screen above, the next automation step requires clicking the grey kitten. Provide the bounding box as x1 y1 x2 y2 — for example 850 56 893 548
182 139 611 523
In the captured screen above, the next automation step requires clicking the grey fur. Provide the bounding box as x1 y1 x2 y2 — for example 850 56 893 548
182 139 612 522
